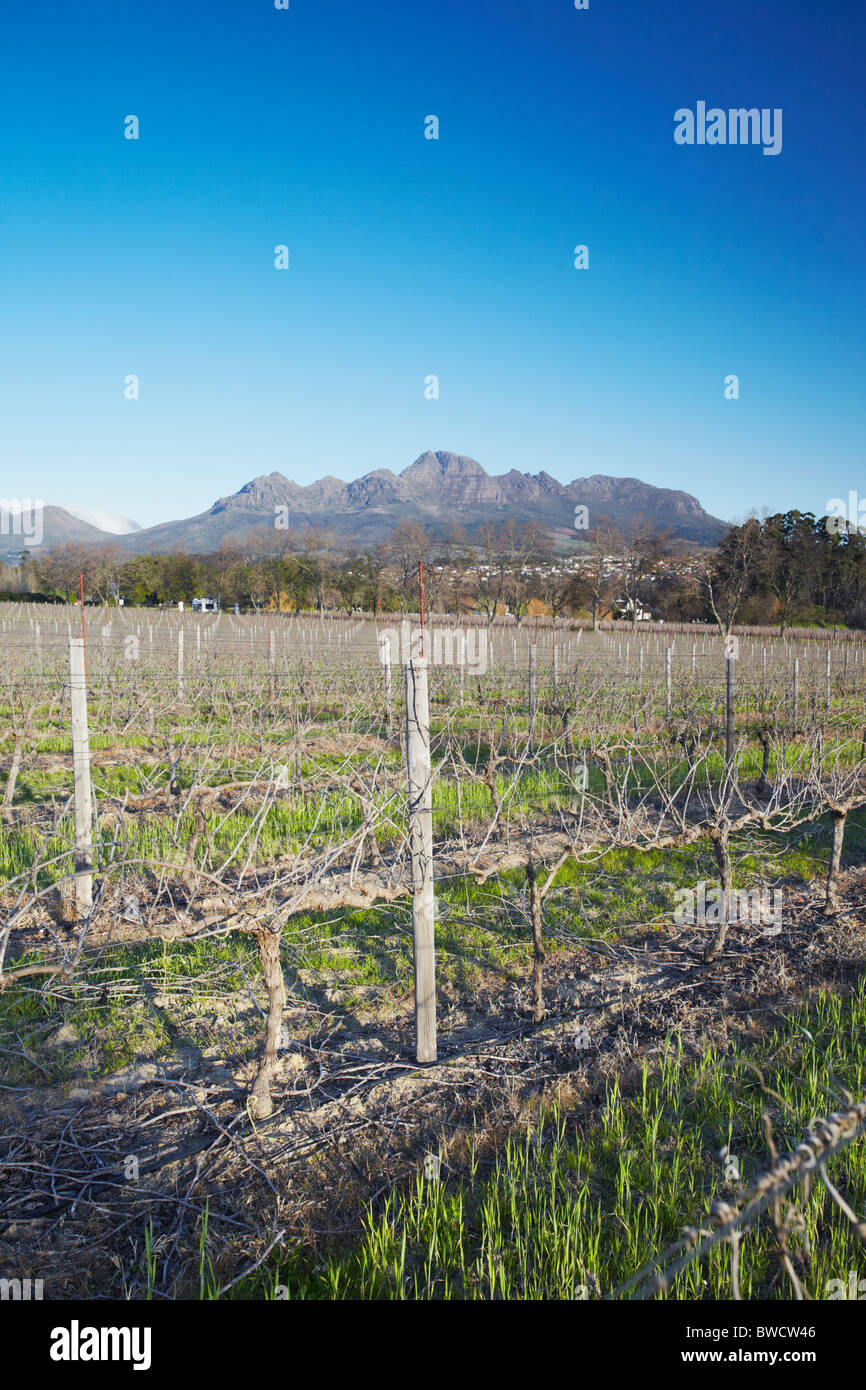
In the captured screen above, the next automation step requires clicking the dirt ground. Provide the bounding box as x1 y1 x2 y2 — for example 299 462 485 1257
1 866 864 1299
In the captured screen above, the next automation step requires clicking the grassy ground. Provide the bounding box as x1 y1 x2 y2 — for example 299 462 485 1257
235 982 866 1301
2 628 865 1299
3 807 860 1092
3 811 863 1302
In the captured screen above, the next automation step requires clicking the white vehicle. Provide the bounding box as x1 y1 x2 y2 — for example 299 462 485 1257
192 596 219 613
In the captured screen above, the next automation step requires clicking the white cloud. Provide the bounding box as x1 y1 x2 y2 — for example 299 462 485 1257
61 505 142 535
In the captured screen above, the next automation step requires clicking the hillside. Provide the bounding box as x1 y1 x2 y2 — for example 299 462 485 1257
115 452 728 554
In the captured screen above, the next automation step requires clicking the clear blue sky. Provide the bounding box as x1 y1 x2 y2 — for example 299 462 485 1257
1 0 863 527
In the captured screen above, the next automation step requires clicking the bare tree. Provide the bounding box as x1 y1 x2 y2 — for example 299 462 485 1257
703 517 762 637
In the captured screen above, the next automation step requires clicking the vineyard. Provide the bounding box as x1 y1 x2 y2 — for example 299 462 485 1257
1 602 865 1300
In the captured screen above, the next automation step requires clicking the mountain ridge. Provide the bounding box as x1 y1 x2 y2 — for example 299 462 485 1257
3 453 729 557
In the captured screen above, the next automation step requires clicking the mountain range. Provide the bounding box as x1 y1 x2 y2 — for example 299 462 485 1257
3 452 728 559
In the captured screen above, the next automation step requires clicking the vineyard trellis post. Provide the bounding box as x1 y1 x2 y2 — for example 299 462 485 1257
665 645 672 719
405 655 436 1063
528 643 537 753
725 641 735 771
68 636 93 913
381 631 394 738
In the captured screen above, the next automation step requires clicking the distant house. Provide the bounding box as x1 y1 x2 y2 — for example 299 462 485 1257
192 596 219 613
615 597 652 622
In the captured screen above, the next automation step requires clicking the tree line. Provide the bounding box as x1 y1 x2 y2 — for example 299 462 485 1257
2 510 864 630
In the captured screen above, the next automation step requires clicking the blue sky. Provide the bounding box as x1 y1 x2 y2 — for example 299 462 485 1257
1 0 863 528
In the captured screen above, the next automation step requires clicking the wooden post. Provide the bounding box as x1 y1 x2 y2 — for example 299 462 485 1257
268 622 276 715
665 645 672 718
382 631 394 739
405 656 436 1063
177 626 185 702
793 656 800 728
68 637 93 912
725 645 735 771
528 643 537 753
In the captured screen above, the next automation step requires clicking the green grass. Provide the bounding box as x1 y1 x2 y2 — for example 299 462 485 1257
4 752 862 894
3 800 861 1090
236 982 866 1300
